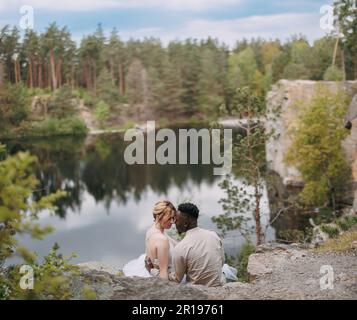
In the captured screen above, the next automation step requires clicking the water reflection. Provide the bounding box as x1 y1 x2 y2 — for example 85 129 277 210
5 132 275 267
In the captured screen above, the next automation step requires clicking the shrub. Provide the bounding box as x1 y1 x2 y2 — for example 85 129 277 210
0 146 75 300
31 117 88 137
2 244 78 300
285 86 351 208
320 224 340 238
236 242 255 282
0 83 29 126
94 100 110 128
225 241 255 283
278 229 305 243
48 85 76 118
323 66 343 81
336 215 357 231
82 91 95 108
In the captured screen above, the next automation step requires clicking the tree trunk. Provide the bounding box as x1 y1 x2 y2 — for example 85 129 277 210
254 184 263 246
109 56 115 85
341 49 346 81
33 59 37 87
28 56 33 88
49 48 57 90
84 60 91 90
13 60 18 83
92 59 97 94
56 55 62 88
38 61 43 88
14 59 21 84
119 63 125 95
332 37 339 67
71 63 75 90
0 61 4 87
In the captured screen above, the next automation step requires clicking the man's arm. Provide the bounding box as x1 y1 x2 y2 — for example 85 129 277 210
214 231 225 266
171 248 186 283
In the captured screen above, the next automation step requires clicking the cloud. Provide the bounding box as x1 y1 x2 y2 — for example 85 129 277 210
0 0 242 12
117 13 327 46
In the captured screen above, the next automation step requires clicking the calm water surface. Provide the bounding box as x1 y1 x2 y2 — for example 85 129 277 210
5 130 276 267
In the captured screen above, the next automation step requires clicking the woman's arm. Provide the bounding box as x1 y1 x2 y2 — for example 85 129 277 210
156 237 170 279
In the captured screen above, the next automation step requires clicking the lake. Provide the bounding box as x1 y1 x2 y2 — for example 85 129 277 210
4 129 276 268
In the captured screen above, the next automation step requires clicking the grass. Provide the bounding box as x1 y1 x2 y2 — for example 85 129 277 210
315 229 357 253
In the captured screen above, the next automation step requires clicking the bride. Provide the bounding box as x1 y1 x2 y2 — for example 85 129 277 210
123 200 177 279
123 200 238 282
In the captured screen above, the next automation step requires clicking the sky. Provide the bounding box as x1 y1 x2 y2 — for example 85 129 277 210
0 0 334 46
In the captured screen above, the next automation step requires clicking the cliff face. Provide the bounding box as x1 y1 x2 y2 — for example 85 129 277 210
265 80 357 211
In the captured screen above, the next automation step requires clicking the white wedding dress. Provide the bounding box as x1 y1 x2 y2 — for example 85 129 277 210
123 228 238 282
123 229 176 278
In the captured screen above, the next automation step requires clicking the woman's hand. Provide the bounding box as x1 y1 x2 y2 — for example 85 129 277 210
145 256 153 273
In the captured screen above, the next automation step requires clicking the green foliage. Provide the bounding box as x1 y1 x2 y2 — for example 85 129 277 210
94 100 110 128
0 148 65 264
225 242 255 282
323 66 344 81
320 224 340 238
27 87 51 97
121 120 135 131
335 215 357 231
334 0 357 80
82 91 95 108
48 85 76 118
82 286 97 300
96 69 119 107
283 63 311 80
277 228 313 244
2 22 356 129
0 145 81 300
2 244 78 300
285 85 351 208
236 242 255 282
229 47 258 88
0 83 30 126
30 117 88 137
213 87 269 245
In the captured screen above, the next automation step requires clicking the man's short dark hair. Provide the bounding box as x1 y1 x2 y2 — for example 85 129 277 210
178 203 199 219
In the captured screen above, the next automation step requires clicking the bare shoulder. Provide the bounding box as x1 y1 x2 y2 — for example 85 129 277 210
150 232 169 244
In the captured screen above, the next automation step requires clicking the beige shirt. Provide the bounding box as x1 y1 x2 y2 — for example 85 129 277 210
171 227 225 287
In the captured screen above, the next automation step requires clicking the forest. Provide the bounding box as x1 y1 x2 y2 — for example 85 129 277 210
0 0 356 137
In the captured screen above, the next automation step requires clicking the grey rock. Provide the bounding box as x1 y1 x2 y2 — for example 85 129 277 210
265 80 357 210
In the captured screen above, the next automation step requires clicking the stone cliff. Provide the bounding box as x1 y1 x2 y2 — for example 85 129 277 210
265 80 357 212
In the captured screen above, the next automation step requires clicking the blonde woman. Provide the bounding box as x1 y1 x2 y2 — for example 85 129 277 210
123 200 177 279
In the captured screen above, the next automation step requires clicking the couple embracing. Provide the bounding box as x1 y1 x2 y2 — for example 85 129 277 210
123 201 237 287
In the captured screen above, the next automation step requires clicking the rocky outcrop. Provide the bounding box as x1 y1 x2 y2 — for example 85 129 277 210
74 243 357 300
265 80 357 210
247 243 307 281
29 95 51 120
343 95 357 212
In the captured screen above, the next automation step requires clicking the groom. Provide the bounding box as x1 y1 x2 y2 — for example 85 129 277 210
147 202 226 287
172 203 225 287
